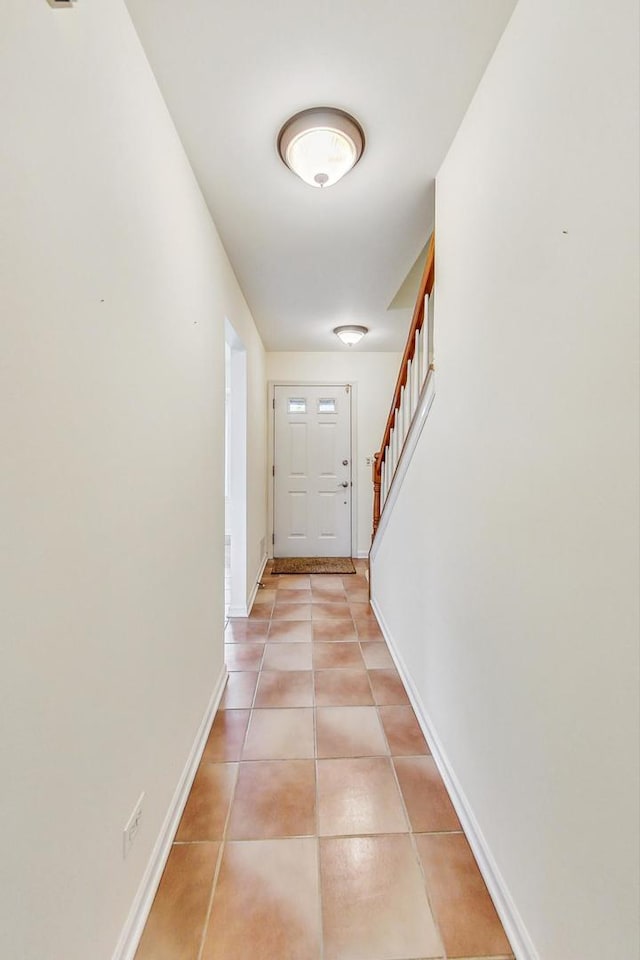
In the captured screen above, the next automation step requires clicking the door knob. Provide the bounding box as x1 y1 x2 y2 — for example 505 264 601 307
339 481 349 488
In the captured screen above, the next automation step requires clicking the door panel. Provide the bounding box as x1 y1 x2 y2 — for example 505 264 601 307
289 491 307 538
289 422 307 475
274 384 352 557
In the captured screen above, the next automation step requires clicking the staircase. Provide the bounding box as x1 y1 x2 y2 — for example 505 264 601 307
372 233 435 543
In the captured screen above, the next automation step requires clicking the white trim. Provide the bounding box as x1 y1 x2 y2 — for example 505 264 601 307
370 370 436 561
268 381 358 559
111 667 228 960
247 552 269 614
355 550 370 559
370 596 539 960
228 551 268 617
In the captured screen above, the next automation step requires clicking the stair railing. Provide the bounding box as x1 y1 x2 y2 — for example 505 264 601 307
372 233 435 537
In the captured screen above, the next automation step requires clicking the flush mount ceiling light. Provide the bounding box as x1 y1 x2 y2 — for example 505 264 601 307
278 108 365 188
333 325 368 346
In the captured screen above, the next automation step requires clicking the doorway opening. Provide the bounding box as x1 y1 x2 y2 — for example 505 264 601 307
224 319 248 617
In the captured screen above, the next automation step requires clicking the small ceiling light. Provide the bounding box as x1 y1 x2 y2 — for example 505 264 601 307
333 325 368 346
278 108 365 188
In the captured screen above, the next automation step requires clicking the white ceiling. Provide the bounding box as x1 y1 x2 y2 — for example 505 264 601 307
125 0 516 351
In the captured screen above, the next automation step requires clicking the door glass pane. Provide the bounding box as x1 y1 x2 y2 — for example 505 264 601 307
288 398 307 414
317 398 336 414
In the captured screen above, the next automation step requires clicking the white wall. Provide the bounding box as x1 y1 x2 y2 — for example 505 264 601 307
371 2 640 959
0 2 266 958
267 352 401 556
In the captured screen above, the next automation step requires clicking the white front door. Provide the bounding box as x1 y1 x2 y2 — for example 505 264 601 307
273 384 352 557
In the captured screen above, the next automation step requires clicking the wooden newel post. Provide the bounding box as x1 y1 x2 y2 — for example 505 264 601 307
372 452 382 539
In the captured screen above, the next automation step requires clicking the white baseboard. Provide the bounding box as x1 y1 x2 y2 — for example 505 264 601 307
370 597 538 960
246 552 268 614
111 666 228 960
355 550 370 559
228 553 268 618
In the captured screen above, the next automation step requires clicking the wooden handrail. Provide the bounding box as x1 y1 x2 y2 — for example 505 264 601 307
372 232 435 535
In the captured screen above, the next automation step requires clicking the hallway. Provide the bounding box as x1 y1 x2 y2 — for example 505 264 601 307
135 565 513 960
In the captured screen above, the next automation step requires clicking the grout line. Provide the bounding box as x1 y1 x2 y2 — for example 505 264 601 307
194 839 225 960
197 645 261 960
360 603 449 960
194 758 239 960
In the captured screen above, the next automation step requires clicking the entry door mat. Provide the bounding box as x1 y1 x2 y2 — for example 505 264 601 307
272 557 356 575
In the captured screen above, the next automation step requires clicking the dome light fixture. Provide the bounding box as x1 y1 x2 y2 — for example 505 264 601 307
278 107 365 188
333 325 368 346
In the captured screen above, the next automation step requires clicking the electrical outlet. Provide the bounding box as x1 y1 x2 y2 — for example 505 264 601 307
123 792 144 859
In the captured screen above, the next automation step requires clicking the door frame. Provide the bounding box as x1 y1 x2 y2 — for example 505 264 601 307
268 380 358 559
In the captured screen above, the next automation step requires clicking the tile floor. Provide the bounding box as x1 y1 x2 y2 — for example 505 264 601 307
135 561 514 960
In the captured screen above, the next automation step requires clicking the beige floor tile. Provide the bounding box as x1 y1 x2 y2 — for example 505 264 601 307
312 619 357 642
224 643 264 671
254 588 277 603
249 600 274 620
313 642 365 670
379 705 430 756
175 763 237 841
368 668 410 705
394 757 461 833
320 835 443 960
312 619 358 643
135 842 220 960
314 669 373 706
342 588 369 603
349 602 377 620
201 838 321 960
201 710 250 762
225 620 269 642
276 588 313 603
317 758 409 836
271 602 312 621
258 575 280 590
355 619 385 640
254 670 314 708
268 620 313 643
220 672 258 710
416 834 512 958
360 641 394 668
311 601 352 619
274 575 312 590
311 584 348 602
310 575 345 589
243 708 315 760
342 574 370 593
316 706 388 758
262 642 313 671
227 760 316 839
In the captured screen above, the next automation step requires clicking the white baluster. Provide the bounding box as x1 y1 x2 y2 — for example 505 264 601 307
413 329 420 412
383 445 389 500
417 324 426 391
427 289 435 366
402 383 410 446
392 419 398 475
